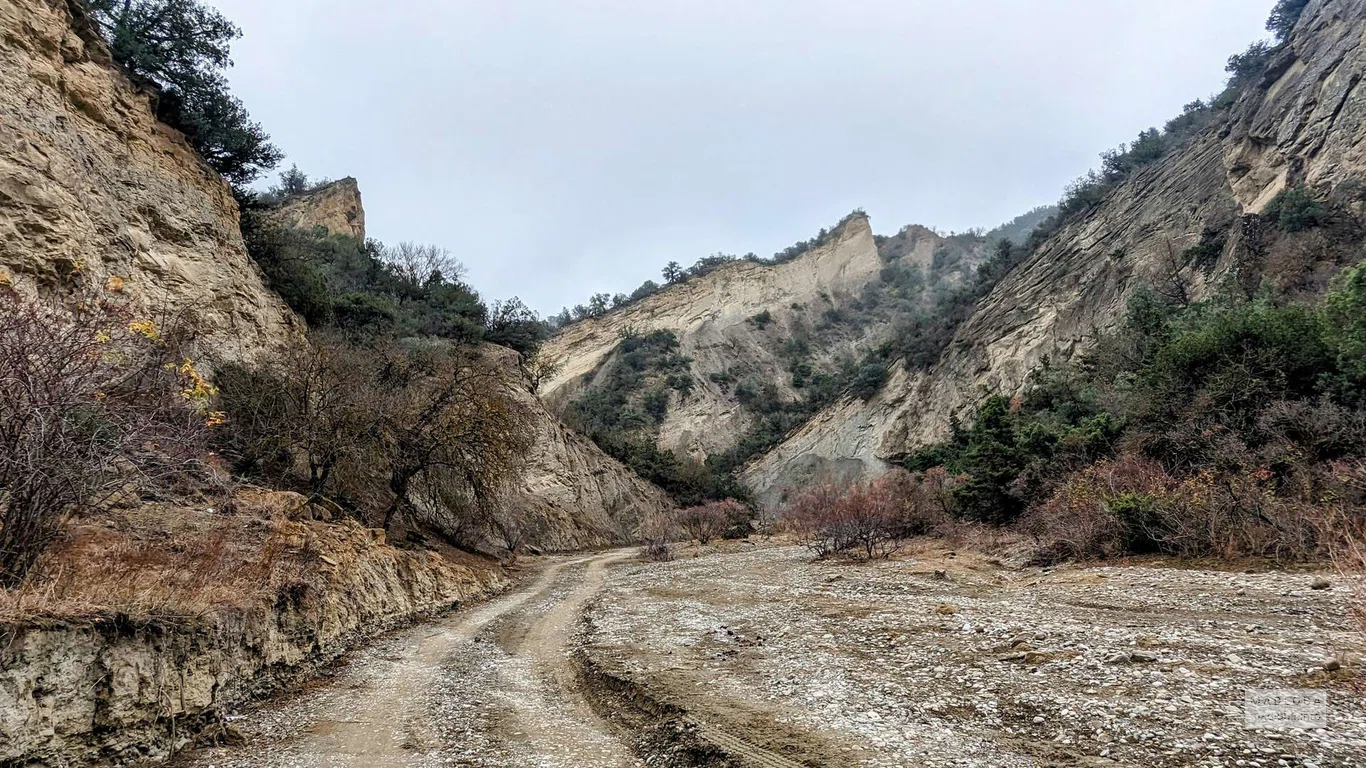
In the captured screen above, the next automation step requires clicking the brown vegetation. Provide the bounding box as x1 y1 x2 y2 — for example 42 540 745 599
215 335 534 548
674 499 745 544
0 291 211 586
781 469 959 560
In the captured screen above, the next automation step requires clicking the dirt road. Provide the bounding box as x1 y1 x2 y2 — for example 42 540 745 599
185 550 641 768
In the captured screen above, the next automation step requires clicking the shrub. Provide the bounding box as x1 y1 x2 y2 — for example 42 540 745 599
639 513 676 561
782 470 949 560
1020 453 1326 563
0 292 210 585
675 500 743 544
1263 187 1330 233
216 335 534 536
850 363 889 400
1017 454 1174 562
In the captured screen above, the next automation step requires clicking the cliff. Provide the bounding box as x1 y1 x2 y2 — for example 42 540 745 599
540 215 988 459
488 346 676 549
744 0 1366 506
269 177 367 240
0 0 299 364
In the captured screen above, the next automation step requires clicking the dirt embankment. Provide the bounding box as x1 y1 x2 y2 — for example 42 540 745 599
583 542 1366 768
0 493 507 767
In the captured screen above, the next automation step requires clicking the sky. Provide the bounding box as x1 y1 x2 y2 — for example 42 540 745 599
213 0 1274 315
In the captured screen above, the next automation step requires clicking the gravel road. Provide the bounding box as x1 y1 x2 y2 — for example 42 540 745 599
183 550 641 768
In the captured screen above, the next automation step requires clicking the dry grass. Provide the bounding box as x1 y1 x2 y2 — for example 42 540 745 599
0 492 324 625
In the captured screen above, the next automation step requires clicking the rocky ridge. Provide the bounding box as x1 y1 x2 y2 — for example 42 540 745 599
268 177 367 240
540 215 987 460
744 0 1366 505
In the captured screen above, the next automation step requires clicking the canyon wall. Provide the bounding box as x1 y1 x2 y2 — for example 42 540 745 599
0 0 299 364
744 0 1366 506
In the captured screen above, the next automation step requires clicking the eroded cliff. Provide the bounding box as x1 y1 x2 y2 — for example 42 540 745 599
0 0 299 363
744 0 1366 506
541 215 988 460
269 178 367 240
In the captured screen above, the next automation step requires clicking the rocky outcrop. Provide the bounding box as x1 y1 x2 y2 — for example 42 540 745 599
269 178 366 240
745 0 1366 506
0 507 504 766
0 0 299 364
541 215 889 458
488 346 675 549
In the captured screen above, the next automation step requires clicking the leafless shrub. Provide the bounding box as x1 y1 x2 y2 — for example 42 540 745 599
384 242 467 285
674 500 743 544
782 470 953 560
1322 461 1366 639
0 292 210 586
216 337 535 537
639 513 676 561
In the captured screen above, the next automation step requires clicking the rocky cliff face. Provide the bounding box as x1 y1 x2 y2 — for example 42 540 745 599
269 178 367 240
486 347 675 549
541 215 987 459
0 0 299 364
744 0 1366 507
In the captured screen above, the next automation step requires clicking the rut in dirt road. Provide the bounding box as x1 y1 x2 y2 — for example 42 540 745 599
184 550 641 768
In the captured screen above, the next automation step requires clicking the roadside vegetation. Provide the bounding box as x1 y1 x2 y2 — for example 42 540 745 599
785 187 1366 568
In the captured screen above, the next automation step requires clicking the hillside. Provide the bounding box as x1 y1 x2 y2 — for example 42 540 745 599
540 214 993 493
0 0 299 364
744 0 1366 506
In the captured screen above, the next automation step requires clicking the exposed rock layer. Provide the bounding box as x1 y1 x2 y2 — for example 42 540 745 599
490 347 676 549
745 0 1366 505
0 0 298 364
269 178 367 240
540 215 973 458
0 509 504 766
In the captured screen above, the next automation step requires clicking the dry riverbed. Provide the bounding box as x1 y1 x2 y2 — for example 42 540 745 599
584 541 1366 768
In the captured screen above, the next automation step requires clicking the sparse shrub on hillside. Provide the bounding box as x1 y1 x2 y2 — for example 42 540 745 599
1263 186 1331 233
216 335 534 538
0 292 211 585
485 297 552 357
239 210 509 346
850 363 889 400
85 0 281 186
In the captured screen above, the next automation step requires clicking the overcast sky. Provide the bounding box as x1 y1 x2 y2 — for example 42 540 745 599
213 0 1272 314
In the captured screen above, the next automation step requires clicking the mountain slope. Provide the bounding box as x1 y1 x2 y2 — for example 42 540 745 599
540 215 992 466
745 0 1366 506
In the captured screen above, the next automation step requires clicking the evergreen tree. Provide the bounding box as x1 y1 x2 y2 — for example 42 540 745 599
85 0 281 186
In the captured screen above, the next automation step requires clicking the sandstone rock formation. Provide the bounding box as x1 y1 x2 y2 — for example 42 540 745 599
0 0 299 364
541 215 987 459
269 177 367 240
488 347 676 549
744 0 1366 507
0 500 504 766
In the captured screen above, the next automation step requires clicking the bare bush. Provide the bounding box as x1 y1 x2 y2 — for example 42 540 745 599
782 470 952 560
216 336 535 539
0 292 210 586
674 499 743 544
1322 460 1366 639
639 513 676 561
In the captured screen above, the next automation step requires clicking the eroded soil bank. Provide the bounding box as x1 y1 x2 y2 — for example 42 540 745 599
583 542 1366 768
